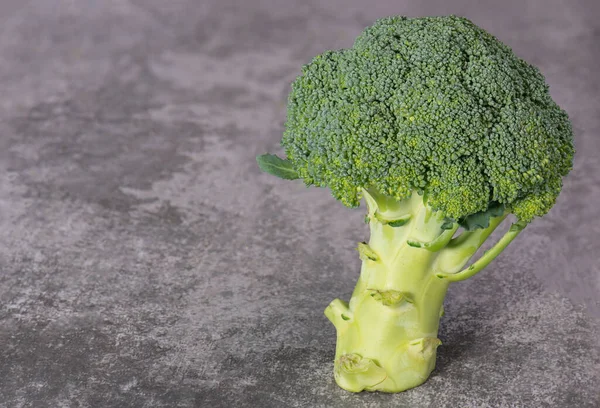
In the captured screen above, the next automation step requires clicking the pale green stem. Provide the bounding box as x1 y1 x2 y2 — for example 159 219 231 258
326 190 527 393
327 189 447 393
435 220 527 282
407 223 459 251
432 214 507 274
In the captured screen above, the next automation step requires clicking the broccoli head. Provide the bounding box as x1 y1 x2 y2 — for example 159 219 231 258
257 15 574 393
282 15 573 222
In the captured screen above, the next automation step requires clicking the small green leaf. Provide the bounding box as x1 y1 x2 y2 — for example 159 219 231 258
374 212 411 227
369 290 414 306
387 217 411 227
356 242 379 262
441 220 456 230
407 240 422 248
509 220 528 232
256 154 300 180
458 202 505 231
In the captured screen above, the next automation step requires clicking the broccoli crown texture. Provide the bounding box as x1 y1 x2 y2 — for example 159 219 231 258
282 15 574 222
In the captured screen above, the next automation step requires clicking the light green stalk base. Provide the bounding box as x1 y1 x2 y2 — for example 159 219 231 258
324 190 524 393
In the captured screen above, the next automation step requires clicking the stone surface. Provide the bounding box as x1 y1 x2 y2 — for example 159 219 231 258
0 0 599 407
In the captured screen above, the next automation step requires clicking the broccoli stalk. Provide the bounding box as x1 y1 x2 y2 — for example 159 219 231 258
257 15 574 393
323 188 523 392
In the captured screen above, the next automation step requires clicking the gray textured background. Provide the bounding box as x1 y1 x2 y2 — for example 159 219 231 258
1 0 599 407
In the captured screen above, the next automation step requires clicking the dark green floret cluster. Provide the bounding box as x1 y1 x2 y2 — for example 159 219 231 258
281 15 574 222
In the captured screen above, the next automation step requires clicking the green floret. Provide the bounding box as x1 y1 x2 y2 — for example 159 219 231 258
282 15 573 222
257 15 575 394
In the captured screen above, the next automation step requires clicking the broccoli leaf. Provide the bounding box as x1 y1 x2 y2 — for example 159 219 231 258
458 202 505 231
440 220 456 230
256 154 300 180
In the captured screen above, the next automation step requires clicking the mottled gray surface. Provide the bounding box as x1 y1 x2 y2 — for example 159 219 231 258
0 0 599 407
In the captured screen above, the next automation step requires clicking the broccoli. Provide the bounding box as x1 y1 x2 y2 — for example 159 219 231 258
257 15 574 393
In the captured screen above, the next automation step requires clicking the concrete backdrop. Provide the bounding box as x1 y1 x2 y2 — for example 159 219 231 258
0 0 598 407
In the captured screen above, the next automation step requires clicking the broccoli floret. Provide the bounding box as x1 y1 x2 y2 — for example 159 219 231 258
257 15 574 393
